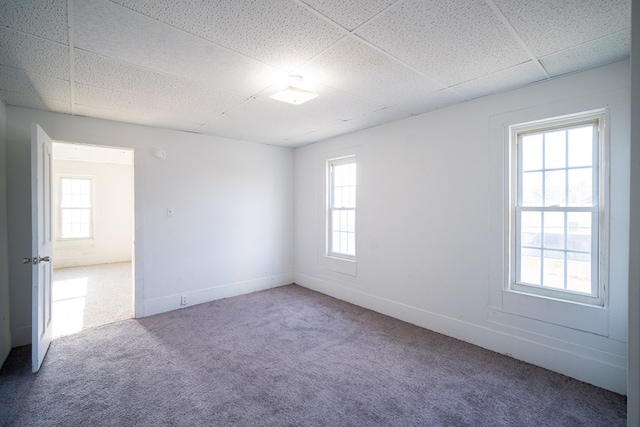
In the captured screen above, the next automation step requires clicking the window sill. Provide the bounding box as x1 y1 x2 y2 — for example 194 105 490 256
320 255 357 277
500 289 609 335
55 238 95 249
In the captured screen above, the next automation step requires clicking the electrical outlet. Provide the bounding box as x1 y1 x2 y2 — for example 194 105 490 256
167 207 174 217
180 295 187 305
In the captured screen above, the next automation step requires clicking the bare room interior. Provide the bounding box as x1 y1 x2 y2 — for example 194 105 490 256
0 0 638 425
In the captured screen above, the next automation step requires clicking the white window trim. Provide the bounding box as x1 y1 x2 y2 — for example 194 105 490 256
508 111 609 307
488 103 612 336
318 146 361 277
56 174 95 241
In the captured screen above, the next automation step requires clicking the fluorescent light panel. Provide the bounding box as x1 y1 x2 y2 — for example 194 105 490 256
269 76 319 105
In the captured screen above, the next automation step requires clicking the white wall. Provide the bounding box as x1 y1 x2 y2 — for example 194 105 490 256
53 158 134 269
294 60 631 394
0 100 10 366
6 109 294 347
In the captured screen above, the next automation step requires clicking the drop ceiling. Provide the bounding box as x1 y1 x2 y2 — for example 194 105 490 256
0 0 631 147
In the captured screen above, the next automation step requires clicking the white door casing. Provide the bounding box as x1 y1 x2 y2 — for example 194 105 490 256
31 123 53 372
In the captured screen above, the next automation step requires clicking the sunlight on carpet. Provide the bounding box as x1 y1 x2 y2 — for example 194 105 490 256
52 262 133 338
52 277 87 337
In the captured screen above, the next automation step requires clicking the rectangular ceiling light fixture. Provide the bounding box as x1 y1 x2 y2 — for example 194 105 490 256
269 75 319 105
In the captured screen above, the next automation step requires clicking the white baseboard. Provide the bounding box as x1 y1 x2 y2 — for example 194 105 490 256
294 273 627 395
143 273 295 317
10 325 30 348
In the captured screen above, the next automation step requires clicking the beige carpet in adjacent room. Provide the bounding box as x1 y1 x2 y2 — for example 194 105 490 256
52 262 133 337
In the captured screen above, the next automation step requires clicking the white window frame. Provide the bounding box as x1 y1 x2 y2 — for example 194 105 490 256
57 175 95 240
508 110 609 307
327 156 356 260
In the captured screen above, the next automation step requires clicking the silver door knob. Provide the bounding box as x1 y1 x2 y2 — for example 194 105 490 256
39 256 50 263
23 257 36 265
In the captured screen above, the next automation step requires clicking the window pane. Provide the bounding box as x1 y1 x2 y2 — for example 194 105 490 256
567 252 591 294
543 250 565 289
521 134 542 171
333 188 343 208
567 212 591 252
568 126 593 167
522 172 542 206
543 212 564 250
347 187 356 209
334 165 343 187
544 170 565 206
544 130 566 170
568 168 592 206
340 233 348 255
331 231 340 253
521 211 541 247
61 208 91 238
331 211 340 232
347 211 355 233
340 211 347 231
520 248 541 285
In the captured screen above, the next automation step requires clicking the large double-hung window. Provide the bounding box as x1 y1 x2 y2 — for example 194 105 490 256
327 156 356 259
511 111 606 306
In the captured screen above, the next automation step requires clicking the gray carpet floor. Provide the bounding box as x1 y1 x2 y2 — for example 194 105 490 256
52 262 133 337
0 284 626 426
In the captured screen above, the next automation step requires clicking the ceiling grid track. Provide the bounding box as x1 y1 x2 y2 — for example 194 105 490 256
292 0 462 99
107 0 283 74
67 0 77 115
484 0 550 79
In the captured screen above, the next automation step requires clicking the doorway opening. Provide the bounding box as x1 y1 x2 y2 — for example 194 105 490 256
50 142 135 338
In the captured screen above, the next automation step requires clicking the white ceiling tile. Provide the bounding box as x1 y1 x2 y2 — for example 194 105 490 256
285 121 363 146
200 114 284 146
211 98 344 138
298 37 443 107
75 84 160 115
298 0 397 31
74 0 281 98
75 83 225 125
394 89 467 116
0 0 68 44
493 0 631 57
256 80 387 121
111 0 345 71
345 107 412 129
0 27 69 80
540 31 631 77
451 61 546 100
74 50 246 114
74 104 203 133
0 66 70 102
355 0 529 86
0 90 71 114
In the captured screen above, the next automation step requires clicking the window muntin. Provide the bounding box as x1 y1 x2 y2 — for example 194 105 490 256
328 157 356 258
59 176 93 239
512 115 604 305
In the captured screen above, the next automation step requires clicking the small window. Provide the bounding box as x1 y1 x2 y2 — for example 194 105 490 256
510 112 606 305
327 156 356 258
59 176 93 239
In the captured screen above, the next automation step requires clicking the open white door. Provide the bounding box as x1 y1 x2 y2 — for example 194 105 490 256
31 123 53 372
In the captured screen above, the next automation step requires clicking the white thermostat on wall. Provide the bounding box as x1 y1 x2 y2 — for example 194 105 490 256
154 149 167 160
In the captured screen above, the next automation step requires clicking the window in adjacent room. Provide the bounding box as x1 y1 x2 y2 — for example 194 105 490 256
327 156 356 259
59 176 94 239
510 111 607 306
